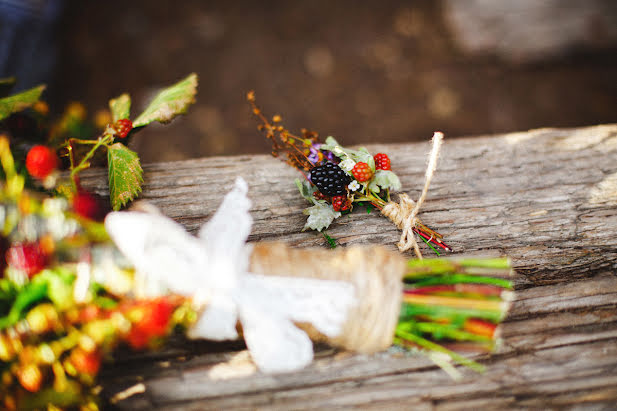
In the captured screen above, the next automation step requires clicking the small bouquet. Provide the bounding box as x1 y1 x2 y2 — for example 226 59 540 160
248 92 450 258
0 97 513 408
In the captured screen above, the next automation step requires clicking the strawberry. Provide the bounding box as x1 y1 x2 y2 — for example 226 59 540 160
25 145 58 179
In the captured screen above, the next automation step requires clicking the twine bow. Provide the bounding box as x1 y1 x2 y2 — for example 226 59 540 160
381 132 444 259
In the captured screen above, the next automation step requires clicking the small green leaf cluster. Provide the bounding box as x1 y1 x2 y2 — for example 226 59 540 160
0 73 198 211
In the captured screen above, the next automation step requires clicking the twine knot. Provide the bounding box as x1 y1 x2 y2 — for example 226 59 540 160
381 132 444 259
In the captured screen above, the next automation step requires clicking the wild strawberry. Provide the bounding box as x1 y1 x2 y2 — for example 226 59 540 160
331 195 351 212
25 145 58 179
6 242 47 278
69 348 101 376
113 118 133 138
374 153 391 170
351 162 373 182
72 190 103 220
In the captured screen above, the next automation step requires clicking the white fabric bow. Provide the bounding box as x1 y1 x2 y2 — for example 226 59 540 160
105 177 355 373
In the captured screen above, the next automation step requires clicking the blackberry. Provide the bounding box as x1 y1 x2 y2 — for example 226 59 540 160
309 162 351 196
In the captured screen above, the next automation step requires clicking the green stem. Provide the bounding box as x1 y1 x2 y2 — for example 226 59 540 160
399 303 504 323
406 274 512 289
69 134 113 182
406 258 512 278
413 322 493 343
394 327 485 372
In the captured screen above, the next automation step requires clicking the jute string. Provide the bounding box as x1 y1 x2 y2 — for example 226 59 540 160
249 242 407 353
381 132 444 259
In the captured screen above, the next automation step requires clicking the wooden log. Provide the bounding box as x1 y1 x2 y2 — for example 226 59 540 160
81 124 617 409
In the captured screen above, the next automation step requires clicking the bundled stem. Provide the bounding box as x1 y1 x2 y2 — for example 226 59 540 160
396 257 513 371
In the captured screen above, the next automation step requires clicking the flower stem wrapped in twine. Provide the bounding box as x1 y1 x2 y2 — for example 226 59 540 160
381 132 444 259
249 241 513 365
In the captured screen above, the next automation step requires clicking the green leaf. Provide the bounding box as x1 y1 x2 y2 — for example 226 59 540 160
0 77 16 98
296 178 318 204
36 268 75 311
368 169 402 192
108 143 143 210
322 231 337 248
0 85 45 121
322 136 373 168
133 73 198 127
303 201 340 231
109 93 131 123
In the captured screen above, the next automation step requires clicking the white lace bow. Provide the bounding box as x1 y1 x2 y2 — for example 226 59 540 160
104 177 356 373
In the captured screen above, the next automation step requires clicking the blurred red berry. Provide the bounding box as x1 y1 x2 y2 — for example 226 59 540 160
124 298 176 349
72 190 102 220
17 364 42 392
114 119 133 138
351 162 373 182
6 242 47 278
374 153 391 170
25 145 58 179
69 348 101 376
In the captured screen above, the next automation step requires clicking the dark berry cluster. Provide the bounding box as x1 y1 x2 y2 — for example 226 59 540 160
309 162 351 196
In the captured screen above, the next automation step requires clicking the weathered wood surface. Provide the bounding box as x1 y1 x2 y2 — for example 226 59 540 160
80 124 617 410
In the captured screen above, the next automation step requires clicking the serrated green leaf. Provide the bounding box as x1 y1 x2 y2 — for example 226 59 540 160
108 143 143 210
296 178 319 204
0 85 45 121
0 77 16 98
368 169 402 192
133 73 198 127
109 93 131 123
322 136 373 168
303 201 340 232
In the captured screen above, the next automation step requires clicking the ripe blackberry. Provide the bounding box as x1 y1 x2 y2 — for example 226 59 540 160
309 162 351 196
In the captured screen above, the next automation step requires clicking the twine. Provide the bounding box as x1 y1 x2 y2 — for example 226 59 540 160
249 242 407 353
381 132 444 259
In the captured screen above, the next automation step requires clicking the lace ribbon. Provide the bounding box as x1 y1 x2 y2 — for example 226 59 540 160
381 132 444 258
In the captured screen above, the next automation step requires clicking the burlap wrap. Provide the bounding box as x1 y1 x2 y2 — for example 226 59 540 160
248 242 407 353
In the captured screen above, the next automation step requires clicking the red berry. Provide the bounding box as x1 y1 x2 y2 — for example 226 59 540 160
114 118 133 138
17 364 42 392
25 145 58 179
374 153 391 170
6 242 47 278
69 348 101 376
72 190 102 220
331 195 351 212
351 162 373 182
313 191 328 201
124 298 176 349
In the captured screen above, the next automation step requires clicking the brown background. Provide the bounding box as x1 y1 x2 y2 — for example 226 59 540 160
50 0 617 162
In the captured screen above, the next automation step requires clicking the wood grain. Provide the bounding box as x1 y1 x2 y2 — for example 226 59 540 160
80 124 617 409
